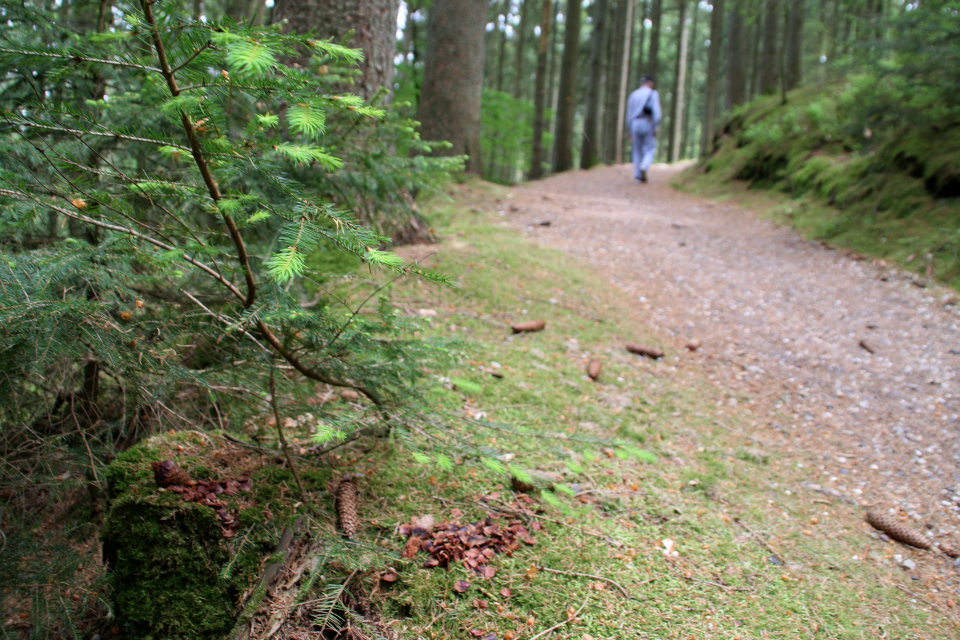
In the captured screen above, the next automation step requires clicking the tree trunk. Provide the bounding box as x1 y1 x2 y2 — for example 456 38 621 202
553 0 584 173
747 0 762 98
632 0 648 92
272 0 400 101
614 0 636 163
602 0 622 164
669 0 689 163
701 0 724 156
785 0 804 90
579 0 610 169
725 0 747 110
513 0 531 98
758 0 780 94
497 6 509 92
647 0 662 80
546 0 561 166
682 1 699 159
418 0 488 173
530 0 553 179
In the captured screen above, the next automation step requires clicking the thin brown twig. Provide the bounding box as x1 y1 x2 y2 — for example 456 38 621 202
537 566 630 598
269 365 306 500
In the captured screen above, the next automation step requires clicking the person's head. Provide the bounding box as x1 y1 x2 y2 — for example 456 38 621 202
641 75 655 89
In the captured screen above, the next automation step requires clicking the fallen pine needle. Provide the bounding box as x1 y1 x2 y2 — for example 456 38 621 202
538 566 630 598
528 593 591 640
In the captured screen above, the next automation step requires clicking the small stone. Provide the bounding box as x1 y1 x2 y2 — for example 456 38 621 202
901 559 917 571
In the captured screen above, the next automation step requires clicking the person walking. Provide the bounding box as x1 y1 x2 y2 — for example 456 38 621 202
625 76 662 183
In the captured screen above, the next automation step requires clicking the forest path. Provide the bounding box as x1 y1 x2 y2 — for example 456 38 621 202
507 162 960 536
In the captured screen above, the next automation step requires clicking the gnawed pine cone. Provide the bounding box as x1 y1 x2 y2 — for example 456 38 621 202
152 460 192 487
336 478 360 538
866 510 931 550
626 343 663 359
587 359 602 380
511 320 545 333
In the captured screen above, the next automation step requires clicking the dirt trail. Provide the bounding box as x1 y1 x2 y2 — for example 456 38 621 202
508 163 960 538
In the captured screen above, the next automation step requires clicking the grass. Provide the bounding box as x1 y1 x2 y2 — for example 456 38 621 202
675 84 960 291
326 180 958 639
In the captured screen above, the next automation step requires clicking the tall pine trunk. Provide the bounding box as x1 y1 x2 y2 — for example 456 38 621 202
580 0 610 169
531 0 553 178
669 0 689 163
497 6 509 92
682 1 699 159
632 0 648 90
647 0 662 80
553 0 584 173
725 0 747 110
701 0 724 156
418 0 488 173
614 0 636 162
272 0 400 101
602 0 623 164
546 0 561 166
512 0 531 98
785 0 804 90
758 0 780 94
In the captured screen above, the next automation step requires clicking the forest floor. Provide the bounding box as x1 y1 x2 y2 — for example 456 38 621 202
11 164 960 639
351 166 960 639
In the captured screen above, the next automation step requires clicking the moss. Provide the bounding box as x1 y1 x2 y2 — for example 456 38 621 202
102 496 237 640
101 432 309 640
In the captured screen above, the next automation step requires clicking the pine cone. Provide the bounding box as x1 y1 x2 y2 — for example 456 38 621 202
511 320 545 333
587 359 602 380
336 478 360 538
937 540 960 558
626 343 664 359
152 460 192 487
866 510 931 550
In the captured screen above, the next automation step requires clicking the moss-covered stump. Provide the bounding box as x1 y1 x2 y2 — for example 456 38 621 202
102 431 326 640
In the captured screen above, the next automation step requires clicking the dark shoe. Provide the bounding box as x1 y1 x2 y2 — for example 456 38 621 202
640 170 648 183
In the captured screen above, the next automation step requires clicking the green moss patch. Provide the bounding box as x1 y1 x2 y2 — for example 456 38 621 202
101 432 325 639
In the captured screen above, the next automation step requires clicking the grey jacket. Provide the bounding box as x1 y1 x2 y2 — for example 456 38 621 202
625 86 662 130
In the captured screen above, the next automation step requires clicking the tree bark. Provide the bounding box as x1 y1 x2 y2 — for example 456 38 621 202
785 0 804 90
682 1 699 159
497 4 509 92
530 0 553 178
553 0 584 173
632 0 648 91
725 0 747 110
579 0 610 169
418 0 488 173
701 0 724 156
614 0 636 163
747 0 762 98
669 0 689 163
602 0 621 164
758 0 780 94
647 0 662 80
546 0 561 166
512 0 531 99
272 0 400 101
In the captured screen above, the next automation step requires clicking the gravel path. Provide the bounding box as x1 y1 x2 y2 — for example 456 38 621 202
507 163 960 538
